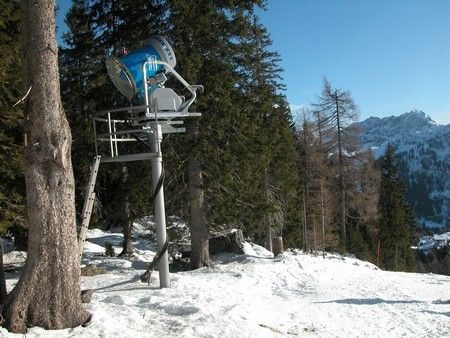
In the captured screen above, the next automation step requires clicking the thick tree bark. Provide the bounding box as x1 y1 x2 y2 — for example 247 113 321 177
187 122 210 269
2 0 90 332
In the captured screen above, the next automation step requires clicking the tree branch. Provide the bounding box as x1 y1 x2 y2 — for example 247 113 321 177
13 86 32 107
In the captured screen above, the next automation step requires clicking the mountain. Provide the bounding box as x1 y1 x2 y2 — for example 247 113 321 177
356 110 450 228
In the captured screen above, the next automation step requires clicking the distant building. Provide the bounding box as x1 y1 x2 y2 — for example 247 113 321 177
415 232 450 254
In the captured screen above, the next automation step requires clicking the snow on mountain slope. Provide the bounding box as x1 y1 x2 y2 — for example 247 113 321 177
357 110 450 228
2 226 449 338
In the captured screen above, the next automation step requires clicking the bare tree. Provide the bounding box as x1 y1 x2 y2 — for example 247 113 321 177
2 0 90 332
348 150 380 224
296 108 329 252
312 77 359 250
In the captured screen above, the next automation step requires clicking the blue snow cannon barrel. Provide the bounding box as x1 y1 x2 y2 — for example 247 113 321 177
105 36 176 101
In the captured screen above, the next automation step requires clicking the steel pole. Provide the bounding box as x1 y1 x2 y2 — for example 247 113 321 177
150 125 170 288
143 60 169 288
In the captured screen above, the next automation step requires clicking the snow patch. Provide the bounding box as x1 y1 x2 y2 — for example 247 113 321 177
1 226 449 337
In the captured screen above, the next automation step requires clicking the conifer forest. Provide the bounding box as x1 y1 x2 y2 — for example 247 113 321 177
0 0 449 336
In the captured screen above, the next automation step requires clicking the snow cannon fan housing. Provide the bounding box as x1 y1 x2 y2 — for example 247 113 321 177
105 36 176 102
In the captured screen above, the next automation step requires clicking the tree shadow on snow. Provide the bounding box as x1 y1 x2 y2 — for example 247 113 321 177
131 239 155 251
316 298 423 305
130 260 151 270
421 310 450 317
86 234 123 247
213 253 274 265
93 275 158 293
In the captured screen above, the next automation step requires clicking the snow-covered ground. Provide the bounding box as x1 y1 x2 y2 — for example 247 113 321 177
2 225 450 338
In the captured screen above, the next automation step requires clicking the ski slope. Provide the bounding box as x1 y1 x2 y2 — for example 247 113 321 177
2 226 449 337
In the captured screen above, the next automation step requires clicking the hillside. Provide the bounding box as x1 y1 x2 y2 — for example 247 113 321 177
2 225 449 337
357 110 450 228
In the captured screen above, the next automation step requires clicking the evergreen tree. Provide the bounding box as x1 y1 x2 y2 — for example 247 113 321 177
164 0 274 266
233 15 298 250
378 144 415 271
60 0 298 264
60 0 99 214
60 0 166 254
0 0 25 235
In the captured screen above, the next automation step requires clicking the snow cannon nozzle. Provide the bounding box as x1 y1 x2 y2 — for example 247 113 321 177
105 35 176 100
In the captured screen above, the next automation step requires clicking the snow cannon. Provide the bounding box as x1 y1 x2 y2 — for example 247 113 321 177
105 36 176 102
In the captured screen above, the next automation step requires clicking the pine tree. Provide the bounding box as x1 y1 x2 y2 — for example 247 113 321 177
60 0 99 214
60 0 166 254
164 0 271 266
233 15 298 250
0 0 25 235
60 0 298 264
92 0 166 251
378 144 415 271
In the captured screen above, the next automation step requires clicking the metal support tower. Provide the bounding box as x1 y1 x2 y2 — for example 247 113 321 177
86 57 202 289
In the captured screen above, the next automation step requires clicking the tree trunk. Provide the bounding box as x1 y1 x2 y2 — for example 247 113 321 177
320 181 326 258
394 243 399 270
120 167 133 256
121 220 133 256
0 240 6 304
312 217 317 253
302 192 308 252
2 0 90 332
272 236 283 256
335 93 347 250
301 115 309 253
263 168 273 252
187 122 210 269
376 239 381 268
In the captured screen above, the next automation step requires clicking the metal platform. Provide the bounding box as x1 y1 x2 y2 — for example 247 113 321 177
93 105 201 161
100 152 158 163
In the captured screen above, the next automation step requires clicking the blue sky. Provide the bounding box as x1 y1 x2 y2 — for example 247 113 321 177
56 0 450 124
257 0 450 124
